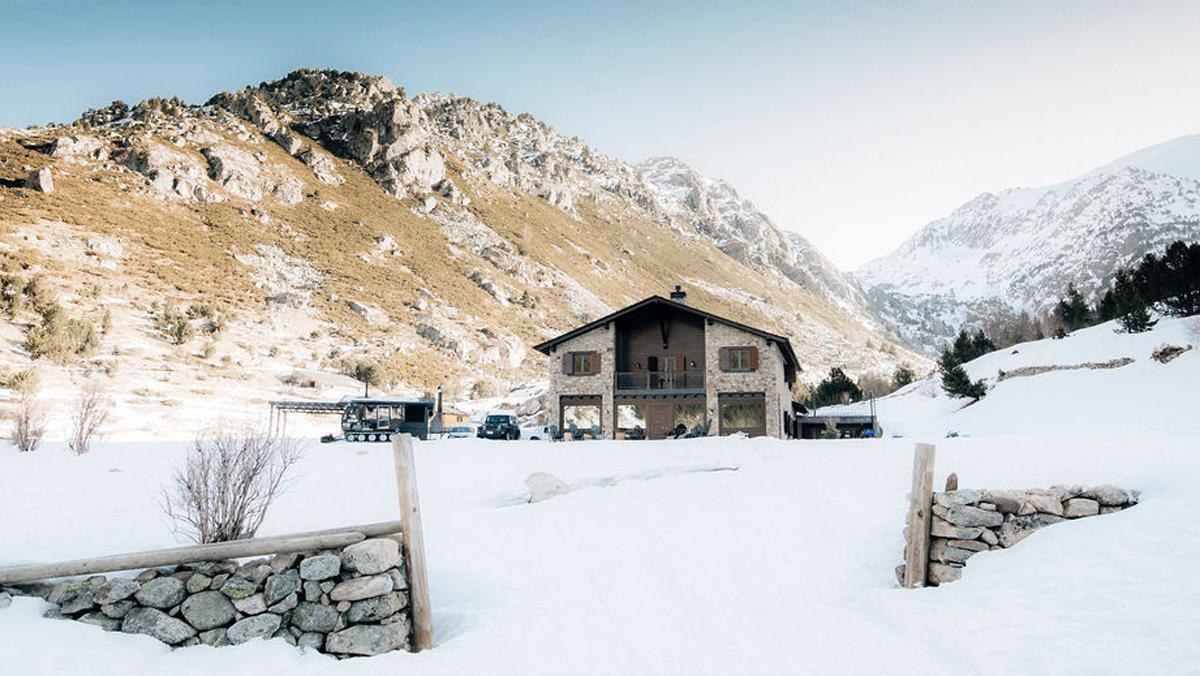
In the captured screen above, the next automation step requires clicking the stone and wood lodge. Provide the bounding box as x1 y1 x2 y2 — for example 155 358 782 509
533 287 801 440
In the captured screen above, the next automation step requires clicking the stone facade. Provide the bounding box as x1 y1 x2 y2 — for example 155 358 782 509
898 484 1139 586
545 327 615 437
703 321 792 438
545 313 794 439
4 537 413 657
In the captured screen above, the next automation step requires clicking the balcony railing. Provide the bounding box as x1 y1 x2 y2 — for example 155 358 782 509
615 371 705 393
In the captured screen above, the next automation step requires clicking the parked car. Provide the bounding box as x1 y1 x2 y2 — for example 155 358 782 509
522 425 554 441
446 425 475 439
477 413 521 440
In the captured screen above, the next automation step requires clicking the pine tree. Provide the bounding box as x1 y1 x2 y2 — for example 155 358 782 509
941 363 987 400
1053 282 1092 332
892 364 915 390
812 367 862 408
1113 268 1157 333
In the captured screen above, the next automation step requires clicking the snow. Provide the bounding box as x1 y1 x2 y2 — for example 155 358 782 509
2 318 1199 674
818 316 1199 438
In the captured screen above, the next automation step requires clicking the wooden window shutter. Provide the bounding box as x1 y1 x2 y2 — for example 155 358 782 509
562 353 573 375
673 355 684 372
589 351 601 375
719 347 730 371
748 346 759 371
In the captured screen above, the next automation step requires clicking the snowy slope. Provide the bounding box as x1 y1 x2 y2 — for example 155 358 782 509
817 316 1199 439
2 318 1199 674
857 135 1200 353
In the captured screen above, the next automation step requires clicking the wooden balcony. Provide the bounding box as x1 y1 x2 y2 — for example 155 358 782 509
614 371 705 394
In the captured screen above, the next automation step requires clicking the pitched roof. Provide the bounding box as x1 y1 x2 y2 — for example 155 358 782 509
532 295 801 375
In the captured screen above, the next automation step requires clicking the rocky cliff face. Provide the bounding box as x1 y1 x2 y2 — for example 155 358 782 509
856 136 1200 354
0 69 923 433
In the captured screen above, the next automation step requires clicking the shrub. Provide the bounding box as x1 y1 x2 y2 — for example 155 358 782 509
100 307 113 335
9 391 47 453
67 384 111 455
25 303 100 362
811 367 861 408
161 425 301 543
1 368 40 393
153 307 194 345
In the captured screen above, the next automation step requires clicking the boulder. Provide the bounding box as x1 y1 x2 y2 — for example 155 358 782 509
134 576 187 609
100 600 134 619
264 570 301 605
50 135 107 160
95 578 140 605
981 490 1023 515
297 632 325 650
226 613 282 645
24 167 54 193
268 592 299 614
181 590 236 630
927 563 963 586
997 513 1065 548
233 593 267 615
944 472 958 491
291 601 339 632
930 538 978 565
934 489 981 508
1023 491 1065 516
330 574 394 602
344 591 408 623
979 528 999 546
299 554 341 580
1064 498 1100 518
49 581 96 615
186 574 212 593
341 539 401 575
1082 485 1131 506
937 505 1003 528
930 516 984 540
121 607 197 645
220 576 259 600
325 623 408 656
526 472 570 503
78 612 123 632
199 627 230 647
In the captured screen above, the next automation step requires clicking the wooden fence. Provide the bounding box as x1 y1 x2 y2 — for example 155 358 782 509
0 434 435 651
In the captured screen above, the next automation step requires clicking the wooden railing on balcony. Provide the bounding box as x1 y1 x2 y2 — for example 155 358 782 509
615 371 705 392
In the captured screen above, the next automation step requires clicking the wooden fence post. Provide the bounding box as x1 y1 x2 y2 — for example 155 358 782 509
393 433 435 651
902 442 936 588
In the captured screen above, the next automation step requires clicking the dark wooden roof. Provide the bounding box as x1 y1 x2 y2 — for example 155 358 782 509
532 295 801 376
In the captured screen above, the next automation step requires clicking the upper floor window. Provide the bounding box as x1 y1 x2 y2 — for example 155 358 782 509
564 351 600 375
721 346 758 372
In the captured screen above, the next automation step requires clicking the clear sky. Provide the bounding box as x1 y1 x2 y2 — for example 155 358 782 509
3 0 1198 270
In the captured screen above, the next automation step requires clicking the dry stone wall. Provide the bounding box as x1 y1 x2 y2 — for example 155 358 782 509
2 537 412 657
899 484 1138 586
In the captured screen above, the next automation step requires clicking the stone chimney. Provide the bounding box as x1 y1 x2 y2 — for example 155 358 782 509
669 285 688 304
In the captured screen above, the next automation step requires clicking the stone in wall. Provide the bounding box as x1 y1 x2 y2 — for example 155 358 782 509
2 537 413 657
899 484 1138 587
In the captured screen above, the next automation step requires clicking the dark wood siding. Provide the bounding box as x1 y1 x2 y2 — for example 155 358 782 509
615 308 706 374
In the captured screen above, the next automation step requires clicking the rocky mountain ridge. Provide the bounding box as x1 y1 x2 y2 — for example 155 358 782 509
856 136 1200 353
0 69 922 435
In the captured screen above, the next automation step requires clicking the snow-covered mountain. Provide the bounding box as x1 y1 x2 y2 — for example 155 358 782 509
856 135 1200 353
637 156 871 320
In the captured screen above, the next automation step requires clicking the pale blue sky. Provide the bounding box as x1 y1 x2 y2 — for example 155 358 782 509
3 0 1198 268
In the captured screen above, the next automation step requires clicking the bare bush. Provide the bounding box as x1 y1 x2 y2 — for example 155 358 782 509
10 391 47 453
162 425 301 543
67 384 111 455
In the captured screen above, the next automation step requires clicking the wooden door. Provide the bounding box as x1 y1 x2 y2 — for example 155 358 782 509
647 401 673 440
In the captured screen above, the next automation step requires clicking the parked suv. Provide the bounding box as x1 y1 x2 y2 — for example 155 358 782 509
477 412 521 440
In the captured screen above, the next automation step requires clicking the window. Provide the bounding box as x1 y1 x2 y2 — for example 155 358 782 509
673 403 705 430
719 393 766 436
728 347 751 371
566 351 598 375
563 405 601 429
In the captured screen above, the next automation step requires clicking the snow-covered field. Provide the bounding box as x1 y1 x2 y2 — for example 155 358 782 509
1 318 1198 674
